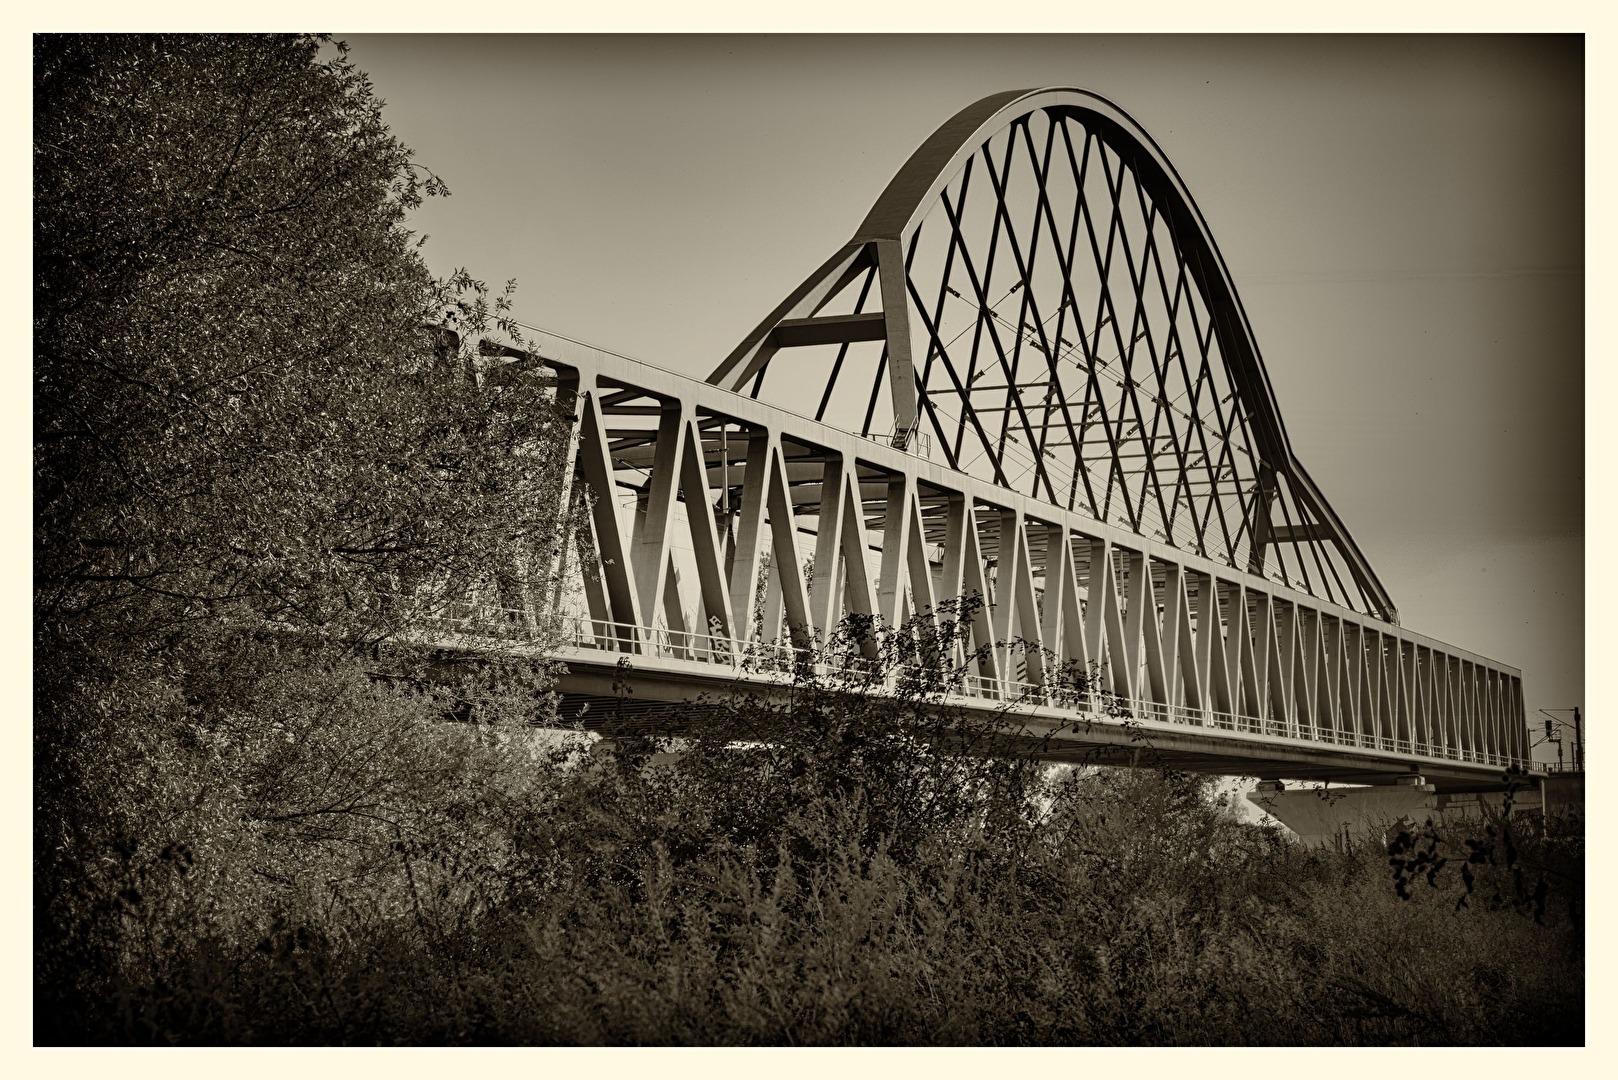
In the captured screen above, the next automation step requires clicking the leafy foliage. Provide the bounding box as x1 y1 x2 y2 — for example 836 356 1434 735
35 33 568 650
41 611 1584 1045
34 33 572 1038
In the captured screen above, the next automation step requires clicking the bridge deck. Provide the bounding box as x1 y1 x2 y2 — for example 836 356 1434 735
425 606 1528 793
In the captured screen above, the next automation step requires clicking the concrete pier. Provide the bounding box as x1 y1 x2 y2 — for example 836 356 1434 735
1247 776 1544 849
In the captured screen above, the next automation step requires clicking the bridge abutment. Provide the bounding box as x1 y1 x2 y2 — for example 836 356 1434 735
1247 777 1544 849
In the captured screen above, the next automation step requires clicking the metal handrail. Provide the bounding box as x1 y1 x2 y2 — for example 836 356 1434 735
410 598 1531 771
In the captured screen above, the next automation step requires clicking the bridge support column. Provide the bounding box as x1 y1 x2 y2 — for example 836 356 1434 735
1540 773 1584 824
1247 776 1544 849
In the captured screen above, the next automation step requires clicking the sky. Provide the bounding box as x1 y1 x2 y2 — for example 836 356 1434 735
344 33 1583 765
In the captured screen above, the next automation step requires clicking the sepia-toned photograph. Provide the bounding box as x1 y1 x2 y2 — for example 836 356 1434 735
33 31 1583 1046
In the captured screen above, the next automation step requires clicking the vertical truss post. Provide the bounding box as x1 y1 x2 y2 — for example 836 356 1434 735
678 416 736 644
763 439 814 649
575 387 643 648
877 472 915 626
874 238 918 442
727 429 773 641
631 404 687 635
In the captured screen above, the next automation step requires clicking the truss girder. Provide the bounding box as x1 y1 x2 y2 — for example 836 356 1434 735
709 88 1398 623
530 334 1526 777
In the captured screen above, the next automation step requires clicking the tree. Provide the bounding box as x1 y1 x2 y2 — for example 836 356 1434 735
35 34 567 654
34 34 573 1038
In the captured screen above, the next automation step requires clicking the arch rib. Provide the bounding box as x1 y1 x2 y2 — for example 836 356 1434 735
710 87 1398 623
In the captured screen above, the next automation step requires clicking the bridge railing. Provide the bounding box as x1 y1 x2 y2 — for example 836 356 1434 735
410 600 1527 771
416 602 804 670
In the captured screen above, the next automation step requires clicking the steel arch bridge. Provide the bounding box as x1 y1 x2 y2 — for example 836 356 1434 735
447 89 1528 792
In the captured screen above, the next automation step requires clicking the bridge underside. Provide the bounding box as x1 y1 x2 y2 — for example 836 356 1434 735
547 654 1517 793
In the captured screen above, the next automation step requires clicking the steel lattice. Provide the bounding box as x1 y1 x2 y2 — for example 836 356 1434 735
711 89 1396 622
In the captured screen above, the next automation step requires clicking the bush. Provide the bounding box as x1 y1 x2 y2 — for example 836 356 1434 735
38 612 1584 1045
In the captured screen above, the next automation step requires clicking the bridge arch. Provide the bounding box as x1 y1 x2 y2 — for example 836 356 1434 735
442 89 1528 786
709 88 1396 622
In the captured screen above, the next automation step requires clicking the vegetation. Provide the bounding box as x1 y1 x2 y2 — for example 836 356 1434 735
34 33 571 1040
34 34 1582 1046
